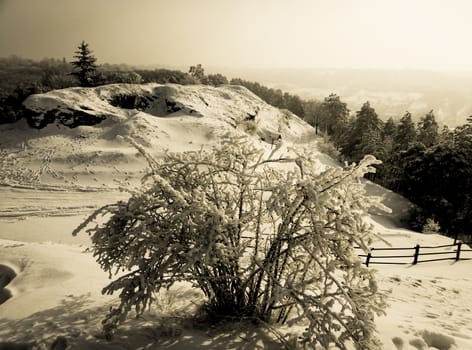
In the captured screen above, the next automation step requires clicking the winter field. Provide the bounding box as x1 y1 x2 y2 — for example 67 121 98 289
0 84 471 350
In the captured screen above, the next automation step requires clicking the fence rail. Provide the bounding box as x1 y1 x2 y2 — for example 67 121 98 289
358 242 472 266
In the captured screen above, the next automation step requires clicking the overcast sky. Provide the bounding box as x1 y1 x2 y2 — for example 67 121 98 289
0 0 471 71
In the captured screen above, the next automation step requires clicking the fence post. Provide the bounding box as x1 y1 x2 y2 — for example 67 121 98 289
413 244 420 265
456 242 462 261
366 253 371 267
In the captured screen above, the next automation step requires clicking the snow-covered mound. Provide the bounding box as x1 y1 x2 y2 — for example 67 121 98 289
0 83 315 191
22 83 312 144
0 83 317 196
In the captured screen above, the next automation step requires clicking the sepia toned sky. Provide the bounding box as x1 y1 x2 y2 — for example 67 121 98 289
0 0 471 71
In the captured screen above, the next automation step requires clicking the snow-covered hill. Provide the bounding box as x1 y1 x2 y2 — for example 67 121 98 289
1 83 315 191
22 83 312 144
0 83 471 350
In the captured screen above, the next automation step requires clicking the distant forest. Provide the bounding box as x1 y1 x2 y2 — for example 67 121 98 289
0 54 471 243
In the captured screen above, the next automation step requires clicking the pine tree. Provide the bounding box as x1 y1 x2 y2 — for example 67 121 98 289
379 117 396 159
417 110 439 147
439 125 454 147
344 101 382 162
71 41 98 87
454 115 472 153
373 118 397 184
398 143 472 237
319 93 350 146
382 117 396 140
394 111 416 151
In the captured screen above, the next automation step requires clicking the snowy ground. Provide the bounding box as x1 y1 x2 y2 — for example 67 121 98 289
0 84 471 350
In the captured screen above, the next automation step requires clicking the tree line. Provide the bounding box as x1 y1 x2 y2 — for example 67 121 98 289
306 94 472 242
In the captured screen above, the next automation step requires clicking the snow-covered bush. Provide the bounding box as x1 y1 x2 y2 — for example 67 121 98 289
74 136 387 349
422 218 441 234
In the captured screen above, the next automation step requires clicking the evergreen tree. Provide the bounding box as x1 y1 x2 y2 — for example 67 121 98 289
373 118 397 185
394 111 416 151
382 117 397 140
319 93 349 146
71 41 97 87
379 117 396 159
454 115 472 154
344 101 382 162
356 127 383 160
398 144 472 237
439 125 455 147
417 110 439 147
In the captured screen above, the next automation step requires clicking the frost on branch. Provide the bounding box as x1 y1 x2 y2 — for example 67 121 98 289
74 136 387 349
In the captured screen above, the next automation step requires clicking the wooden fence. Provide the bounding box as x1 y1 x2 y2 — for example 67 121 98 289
358 242 472 266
